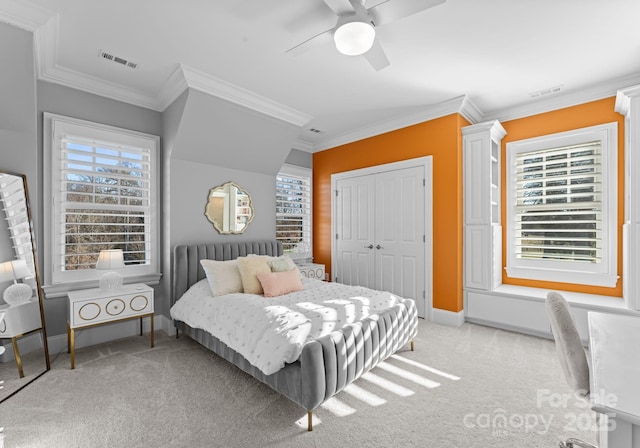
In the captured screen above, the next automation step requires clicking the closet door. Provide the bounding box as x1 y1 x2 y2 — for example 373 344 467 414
374 166 425 311
334 174 376 288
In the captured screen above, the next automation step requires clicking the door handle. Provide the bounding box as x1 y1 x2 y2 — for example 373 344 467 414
365 244 374 249
376 245 384 250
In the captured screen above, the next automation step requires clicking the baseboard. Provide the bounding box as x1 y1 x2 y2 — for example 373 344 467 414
47 314 176 355
432 308 465 327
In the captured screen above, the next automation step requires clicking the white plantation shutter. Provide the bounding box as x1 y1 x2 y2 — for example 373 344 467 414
60 136 151 270
515 141 601 263
506 122 618 287
46 114 160 285
276 167 312 259
0 174 34 268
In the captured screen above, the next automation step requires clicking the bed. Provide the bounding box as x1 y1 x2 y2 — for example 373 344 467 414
170 240 418 431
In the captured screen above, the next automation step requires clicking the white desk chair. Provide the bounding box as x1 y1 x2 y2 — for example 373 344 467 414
545 291 597 448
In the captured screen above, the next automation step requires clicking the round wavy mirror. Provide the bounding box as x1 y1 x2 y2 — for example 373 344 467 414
204 182 254 234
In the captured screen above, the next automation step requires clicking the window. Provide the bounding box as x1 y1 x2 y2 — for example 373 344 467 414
505 123 618 287
44 114 160 286
276 165 312 261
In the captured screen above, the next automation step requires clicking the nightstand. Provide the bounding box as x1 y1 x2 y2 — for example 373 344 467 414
0 300 43 377
67 283 154 369
297 263 326 280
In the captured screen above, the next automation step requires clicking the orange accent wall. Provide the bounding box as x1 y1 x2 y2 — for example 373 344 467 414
501 97 625 297
313 113 470 313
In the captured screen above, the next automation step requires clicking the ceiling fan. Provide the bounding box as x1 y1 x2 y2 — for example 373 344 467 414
286 0 446 71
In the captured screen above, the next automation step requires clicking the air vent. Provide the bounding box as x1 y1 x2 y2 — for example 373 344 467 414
529 85 563 98
309 128 322 134
99 49 138 69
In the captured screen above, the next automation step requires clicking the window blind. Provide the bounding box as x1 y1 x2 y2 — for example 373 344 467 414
276 172 311 257
60 136 151 271
0 174 34 266
514 141 602 264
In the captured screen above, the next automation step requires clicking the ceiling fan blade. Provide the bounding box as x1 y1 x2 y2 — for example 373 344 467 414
369 0 446 26
363 38 390 71
286 28 334 57
322 0 356 15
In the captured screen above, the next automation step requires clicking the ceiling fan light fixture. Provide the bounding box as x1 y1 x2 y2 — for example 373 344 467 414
334 21 375 56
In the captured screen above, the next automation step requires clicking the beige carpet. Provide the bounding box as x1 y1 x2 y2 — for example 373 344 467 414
0 320 598 448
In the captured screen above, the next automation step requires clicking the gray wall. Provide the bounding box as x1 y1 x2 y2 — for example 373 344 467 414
285 148 312 169
0 21 310 337
36 81 164 336
161 88 301 316
0 23 38 218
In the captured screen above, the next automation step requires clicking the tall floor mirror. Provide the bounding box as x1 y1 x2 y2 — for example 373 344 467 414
0 171 50 402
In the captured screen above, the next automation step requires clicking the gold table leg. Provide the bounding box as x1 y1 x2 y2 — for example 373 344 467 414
308 411 313 431
11 337 24 378
410 339 415 351
70 326 75 369
150 314 154 348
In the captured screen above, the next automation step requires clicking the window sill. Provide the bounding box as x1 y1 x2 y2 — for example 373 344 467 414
491 284 638 315
43 273 162 299
505 266 619 288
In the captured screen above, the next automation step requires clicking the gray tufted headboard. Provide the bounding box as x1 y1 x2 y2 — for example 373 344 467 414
172 240 283 306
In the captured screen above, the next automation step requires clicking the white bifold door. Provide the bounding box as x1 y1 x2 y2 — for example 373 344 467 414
334 164 427 317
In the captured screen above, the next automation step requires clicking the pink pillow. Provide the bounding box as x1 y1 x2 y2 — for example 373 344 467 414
256 268 303 297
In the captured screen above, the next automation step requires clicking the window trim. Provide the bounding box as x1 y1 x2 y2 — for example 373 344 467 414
43 113 161 288
505 122 618 288
276 163 312 261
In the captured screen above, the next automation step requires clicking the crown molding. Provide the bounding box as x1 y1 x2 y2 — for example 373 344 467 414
155 64 189 111
312 95 472 152
482 72 640 123
615 83 640 117
459 95 483 124
0 0 52 31
33 22 312 124
34 14 163 111
180 65 312 127
33 14 57 79
29 13 312 123
292 139 314 153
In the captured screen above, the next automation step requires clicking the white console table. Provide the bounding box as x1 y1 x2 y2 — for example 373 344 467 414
588 312 640 448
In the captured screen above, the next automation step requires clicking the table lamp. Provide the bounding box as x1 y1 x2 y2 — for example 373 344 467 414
0 259 33 306
96 249 125 290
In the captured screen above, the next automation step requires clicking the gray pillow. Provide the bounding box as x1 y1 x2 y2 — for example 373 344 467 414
545 291 590 398
267 255 296 272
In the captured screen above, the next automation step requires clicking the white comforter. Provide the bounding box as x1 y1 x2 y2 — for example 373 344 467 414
170 278 410 375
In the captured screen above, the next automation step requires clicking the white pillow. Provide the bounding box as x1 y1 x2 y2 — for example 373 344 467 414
200 259 243 296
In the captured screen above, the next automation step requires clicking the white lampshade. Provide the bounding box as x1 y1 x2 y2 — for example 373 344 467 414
96 250 125 290
334 21 375 56
96 250 125 270
0 259 33 306
0 259 32 283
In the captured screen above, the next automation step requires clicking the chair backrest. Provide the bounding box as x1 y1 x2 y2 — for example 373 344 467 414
545 292 590 398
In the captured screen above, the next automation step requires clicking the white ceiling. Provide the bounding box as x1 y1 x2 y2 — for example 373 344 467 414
2 0 640 151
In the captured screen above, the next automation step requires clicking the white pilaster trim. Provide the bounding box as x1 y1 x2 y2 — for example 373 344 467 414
616 85 640 311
